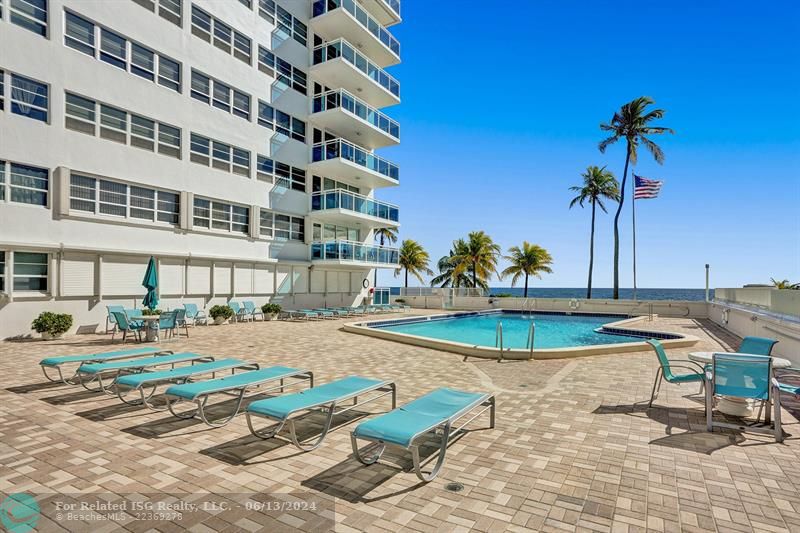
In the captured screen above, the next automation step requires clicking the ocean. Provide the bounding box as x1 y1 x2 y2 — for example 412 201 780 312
389 287 712 301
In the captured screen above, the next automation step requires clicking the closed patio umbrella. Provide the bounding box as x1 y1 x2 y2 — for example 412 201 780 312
141 256 159 311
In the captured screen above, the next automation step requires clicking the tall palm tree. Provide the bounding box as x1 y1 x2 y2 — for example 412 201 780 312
451 231 501 290
373 227 398 287
771 278 799 290
569 166 620 299
599 96 673 299
430 240 488 290
394 239 433 288
500 242 553 298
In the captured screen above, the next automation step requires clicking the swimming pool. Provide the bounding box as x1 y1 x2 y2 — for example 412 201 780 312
343 310 695 360
372 312 645 349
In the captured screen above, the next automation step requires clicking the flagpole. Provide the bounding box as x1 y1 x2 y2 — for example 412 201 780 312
632 173 638 301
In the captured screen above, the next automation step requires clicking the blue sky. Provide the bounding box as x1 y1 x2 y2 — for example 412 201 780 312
374 0 800 288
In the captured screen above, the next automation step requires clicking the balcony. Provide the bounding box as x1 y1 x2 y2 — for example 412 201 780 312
359 0 401 27
312 38 400 108
311 188 399 227
311 89 399 149
310 138 399 188
311 240 399 267
312 0 400 68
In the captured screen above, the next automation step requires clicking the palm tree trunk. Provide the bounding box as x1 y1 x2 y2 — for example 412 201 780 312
405 268 408 288
612 144 632 299
472 261 477 289
524 274 529 298
588 200 596 299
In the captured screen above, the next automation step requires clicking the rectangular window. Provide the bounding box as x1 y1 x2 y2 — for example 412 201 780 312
190 133 210 164
192 70 250 121
9 163 48 206
130 114 156 151
232 90 250 120
231 205 249 233
191 5 212 41
256 155 274 183
259 209 273 237
0 71 4 111
65 92 96 134
238 0 252 8
65 11 95 56
232 147 250 177
11 74 48 122
157 56 181 92
69 174 96 212
194 198 249 235
257 45 275 76
272 214 303 241
158 0 182 26
157 123 181 158
193 197 210 228
191 6 252 64
131 43 156 81
10 0 48 37
212 80 231 111
99 179 127 217
157 190 180 224
99 104 128 143
100 28 127 70
69 174 179 225
13 252 48 292
190 70 210 103
258 0 275 24
212 141 231 173
273 57 307 95
0 162 5 202
213 20 232 53
0 251 5 292
258 101 274 129
129 185 156 220
233 31 251 64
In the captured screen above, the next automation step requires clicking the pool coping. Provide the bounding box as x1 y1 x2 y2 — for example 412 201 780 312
342 309 700 360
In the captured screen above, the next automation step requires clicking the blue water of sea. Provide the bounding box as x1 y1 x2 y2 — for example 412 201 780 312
389 287 712 301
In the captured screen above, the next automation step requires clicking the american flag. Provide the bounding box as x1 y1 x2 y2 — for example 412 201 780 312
633 174 663 199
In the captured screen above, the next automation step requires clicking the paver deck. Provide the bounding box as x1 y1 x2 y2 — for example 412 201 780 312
2 311 800 532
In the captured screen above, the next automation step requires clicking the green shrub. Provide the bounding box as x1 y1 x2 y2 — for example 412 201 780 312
261 303 282 315
491 293 513 298
31 312 73 336
395 298 406 304
209 305 234 320
141 308 162 316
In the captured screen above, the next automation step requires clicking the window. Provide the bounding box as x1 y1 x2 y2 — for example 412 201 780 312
257 101 305 142
270 54 307 94
190 133 249 177
237 0 252 8
190 71 210 103
13 252 48 292
259 209 273 237
193 198 249 234
10 74 48 122
313 175 359 194
130 114 156 150
256 156 305 191
130 0 182 26
63 10 182 93
64 92 96 134
69 173 179 225
191 70 250 120
0 70 4 110
257 46 275 77
1 162 49 206
158 123 181 158
0 251 5 292
258 0 275 24
276 5 306 46
191 6 251 64
99 103 128 143
266 212 304 241
10 0 47 37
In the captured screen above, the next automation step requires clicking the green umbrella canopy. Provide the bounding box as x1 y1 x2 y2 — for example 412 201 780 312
141 256 159 311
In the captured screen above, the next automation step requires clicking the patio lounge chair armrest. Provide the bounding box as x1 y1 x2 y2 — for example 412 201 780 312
668 359 706 371
667 364 705 376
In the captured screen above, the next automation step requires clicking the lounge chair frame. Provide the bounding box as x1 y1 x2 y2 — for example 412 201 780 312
351 393 496 482
78 354 213 394
165 369 314 427
116 360 260 410
40 348 172 385
246 380 396 451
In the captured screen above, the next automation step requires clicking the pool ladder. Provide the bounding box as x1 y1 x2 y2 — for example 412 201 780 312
495 320 535 361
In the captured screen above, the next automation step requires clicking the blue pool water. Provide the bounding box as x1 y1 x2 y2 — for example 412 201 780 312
375 312 646 349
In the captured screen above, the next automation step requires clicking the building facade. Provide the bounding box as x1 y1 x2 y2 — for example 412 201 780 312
0 0 402 337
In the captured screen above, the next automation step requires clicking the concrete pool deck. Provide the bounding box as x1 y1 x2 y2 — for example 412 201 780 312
2 312 800 532
343 311 700 360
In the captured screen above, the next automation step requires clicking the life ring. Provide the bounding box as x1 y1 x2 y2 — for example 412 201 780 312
721 308 729 325
568 298 580 310
362 278 370 289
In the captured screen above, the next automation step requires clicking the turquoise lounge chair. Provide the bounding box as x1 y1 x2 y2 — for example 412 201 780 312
243 301 264 322
301 308 335 319
183 303 207 326
115 358 259 410
281 310 320 321
77 352 214 393
246 376 396 451
39 347 168 384
164 366 313 426
647 339 706 408
351 388 496 481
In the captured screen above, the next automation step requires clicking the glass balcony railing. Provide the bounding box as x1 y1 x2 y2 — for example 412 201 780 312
312 138 399 181
312 188 399 222
312 0 400 57
313 39 400 98
386 0 400 17
311 240 399 264
312 89 400 140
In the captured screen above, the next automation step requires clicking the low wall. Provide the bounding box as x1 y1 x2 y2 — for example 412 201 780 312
708 301 800 364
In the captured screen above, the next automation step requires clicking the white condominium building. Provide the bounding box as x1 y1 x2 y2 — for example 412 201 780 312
0 0 402 337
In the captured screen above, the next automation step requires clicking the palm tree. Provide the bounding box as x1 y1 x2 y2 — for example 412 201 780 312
430 240 489 290
599 96 674 299
373 227 398 287
394 239 433 288
569 166 620 299
500 242 553 298
771 278 799 290
451 231 501 290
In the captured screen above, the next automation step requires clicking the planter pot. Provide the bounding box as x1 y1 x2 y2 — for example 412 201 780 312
213 317 228 325
266 313 278 321
41 332 63 340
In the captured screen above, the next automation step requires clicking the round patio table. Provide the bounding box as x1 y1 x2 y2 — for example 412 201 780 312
138 316 161 343
689 351 791 417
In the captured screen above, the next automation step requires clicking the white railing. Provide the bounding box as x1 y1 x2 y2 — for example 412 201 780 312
312 0 400 56
312 88 400 140
311 138 399 181
312 38 400 98
311 239 399 265
311 188 399 222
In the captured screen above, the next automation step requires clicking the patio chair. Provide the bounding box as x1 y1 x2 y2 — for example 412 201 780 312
243 301 264 322
351 388 496 481
647 339 706 408
125 308 144 319
164 366 313 427
174 308 189 337
738 336 778 356
706 353 782 442
301 308 335 319
157 310 178 340
111 311 144 344
228 301 251 323
105 305 125 334
183 303 207 326
76 352 214 393
39 347 169 384
245 376 396 451
115 358 259 410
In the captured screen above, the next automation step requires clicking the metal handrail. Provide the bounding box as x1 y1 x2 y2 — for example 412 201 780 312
526 321 535 360
312 0 400 57
312 38 400 97
311 88 400 139
310 188 400 222
311 138 400 181
495 321 503 362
